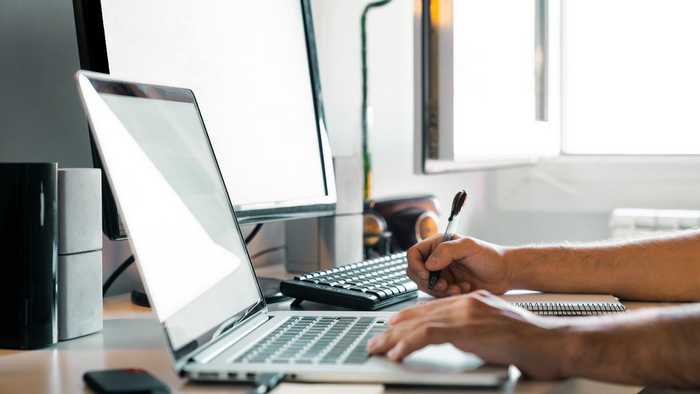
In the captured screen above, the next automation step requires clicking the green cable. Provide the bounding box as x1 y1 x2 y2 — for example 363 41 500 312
361 0 393 201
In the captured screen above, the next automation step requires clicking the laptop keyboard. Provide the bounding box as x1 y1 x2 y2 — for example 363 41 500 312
232 316 386 365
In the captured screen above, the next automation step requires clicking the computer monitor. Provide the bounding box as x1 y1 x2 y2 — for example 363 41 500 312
72 0 336 239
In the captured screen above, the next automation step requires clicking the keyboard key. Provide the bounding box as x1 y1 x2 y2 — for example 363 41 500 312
366 290 387 299
380 287 395 296
403 281 418 292
387 285 401 294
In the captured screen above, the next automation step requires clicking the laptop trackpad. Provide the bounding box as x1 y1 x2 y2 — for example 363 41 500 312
400 344 484 372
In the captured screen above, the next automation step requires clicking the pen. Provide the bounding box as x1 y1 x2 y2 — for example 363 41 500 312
428 190 467 290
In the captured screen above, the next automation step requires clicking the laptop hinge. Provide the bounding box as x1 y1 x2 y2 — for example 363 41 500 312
190 311 270 365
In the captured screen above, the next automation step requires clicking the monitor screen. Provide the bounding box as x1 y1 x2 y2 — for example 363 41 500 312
73 0 335 237
77 74 264 354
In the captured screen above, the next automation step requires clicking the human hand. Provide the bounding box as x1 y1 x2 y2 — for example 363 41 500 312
407 234 511 297
367 291 571 380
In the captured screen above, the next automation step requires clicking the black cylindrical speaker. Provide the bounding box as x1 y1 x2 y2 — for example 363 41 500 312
0 163 58 349
387 207 439 250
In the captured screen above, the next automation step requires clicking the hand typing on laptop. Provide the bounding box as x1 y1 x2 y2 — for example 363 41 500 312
368 290 567 379
369 231 700 388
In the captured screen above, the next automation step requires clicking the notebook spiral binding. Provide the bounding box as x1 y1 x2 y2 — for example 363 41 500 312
513 301 626 316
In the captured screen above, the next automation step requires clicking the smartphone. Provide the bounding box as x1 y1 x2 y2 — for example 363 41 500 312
83 369 170 394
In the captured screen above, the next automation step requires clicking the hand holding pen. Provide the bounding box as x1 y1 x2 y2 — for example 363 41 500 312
406 190 511 296
428 190 467 290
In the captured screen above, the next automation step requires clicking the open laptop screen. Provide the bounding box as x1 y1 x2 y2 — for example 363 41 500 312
77 73 263 352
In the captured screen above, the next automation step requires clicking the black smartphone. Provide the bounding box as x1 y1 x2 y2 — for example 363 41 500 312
83 369 170 394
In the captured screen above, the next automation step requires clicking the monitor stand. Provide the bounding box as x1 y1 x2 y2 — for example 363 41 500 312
257 277 291 303
130 290 151 307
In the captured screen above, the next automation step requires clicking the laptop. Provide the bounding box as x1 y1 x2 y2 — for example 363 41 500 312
75 71 509 387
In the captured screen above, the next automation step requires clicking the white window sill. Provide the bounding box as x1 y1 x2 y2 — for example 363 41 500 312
547 153 700 165
423 157 538 174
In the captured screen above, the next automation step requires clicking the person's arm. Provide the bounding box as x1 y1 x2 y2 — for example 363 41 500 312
368 291 700 388
563 302 700 387
506 230 700 301
407 230 700 302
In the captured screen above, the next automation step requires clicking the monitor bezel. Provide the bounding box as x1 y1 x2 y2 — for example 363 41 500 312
72 0 337 237
76 70 268 369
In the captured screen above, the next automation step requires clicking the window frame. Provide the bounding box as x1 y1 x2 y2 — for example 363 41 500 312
415 0 700 177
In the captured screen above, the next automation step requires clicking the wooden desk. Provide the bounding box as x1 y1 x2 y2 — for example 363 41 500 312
0 291 663 394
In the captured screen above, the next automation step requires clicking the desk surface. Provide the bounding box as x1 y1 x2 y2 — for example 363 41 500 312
1 290 669 394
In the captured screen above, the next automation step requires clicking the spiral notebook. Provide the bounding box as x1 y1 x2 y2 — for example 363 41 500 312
501 292 626 316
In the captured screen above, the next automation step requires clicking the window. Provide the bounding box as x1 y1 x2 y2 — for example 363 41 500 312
418 0 700 174
451 0 553 161
563 0 700 155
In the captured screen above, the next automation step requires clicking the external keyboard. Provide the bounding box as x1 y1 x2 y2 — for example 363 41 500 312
280 252 418 310
232 316 386 365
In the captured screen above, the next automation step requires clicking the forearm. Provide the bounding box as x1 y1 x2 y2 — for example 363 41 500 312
505 230 700 301
558 304 700 387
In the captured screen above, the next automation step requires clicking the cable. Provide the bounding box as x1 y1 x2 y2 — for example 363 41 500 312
246 226 288 303
245 223 264 244
360 0 393 201
250 246 284 261
246 373 286 394
102 254 135 296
